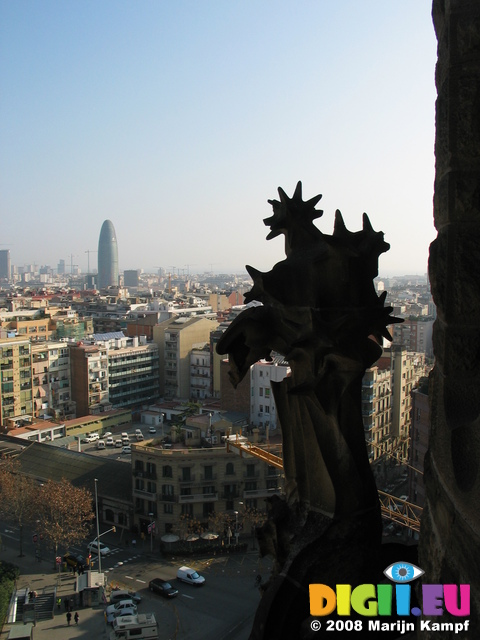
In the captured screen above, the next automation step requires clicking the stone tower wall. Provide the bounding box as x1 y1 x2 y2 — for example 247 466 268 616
421 1 480 636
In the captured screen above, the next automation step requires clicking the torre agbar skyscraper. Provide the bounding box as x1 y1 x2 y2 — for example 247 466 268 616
97 219 119 289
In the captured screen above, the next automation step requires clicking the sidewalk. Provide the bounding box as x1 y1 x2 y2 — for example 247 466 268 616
0 542 108 640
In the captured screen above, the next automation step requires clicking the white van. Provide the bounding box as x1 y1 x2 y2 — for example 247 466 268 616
97 440 106 449
111 613 158 640
176 566 205 586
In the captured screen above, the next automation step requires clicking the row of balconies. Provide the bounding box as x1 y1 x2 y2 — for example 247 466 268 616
133 470 157 480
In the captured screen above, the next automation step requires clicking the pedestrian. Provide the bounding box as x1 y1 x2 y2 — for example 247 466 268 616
56 597 61 610
66 611 72 626
74 612 79 625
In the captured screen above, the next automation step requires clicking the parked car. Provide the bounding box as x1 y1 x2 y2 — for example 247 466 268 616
106 606 136 626
148 426 156 434
135 429 142 435
115 439 123 448
97 440 106 449
85 433 99 443
105 599 137 617
121 432 129 439
110 589 142 605
63 552 86 570
106 437 115 446
122 445 132 455
88 540 110 556
176 566 205 586
135 433 144 441
104 432 113 438
149 578 178 598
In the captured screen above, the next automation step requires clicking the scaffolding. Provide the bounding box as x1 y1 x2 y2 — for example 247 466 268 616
226 435 422 532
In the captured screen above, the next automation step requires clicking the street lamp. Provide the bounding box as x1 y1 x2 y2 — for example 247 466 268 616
93 480 116 576
148 512 155 553
94 479 101 574
234 510 239 545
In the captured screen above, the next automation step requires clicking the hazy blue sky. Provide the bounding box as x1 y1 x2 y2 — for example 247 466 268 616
1 1 437 277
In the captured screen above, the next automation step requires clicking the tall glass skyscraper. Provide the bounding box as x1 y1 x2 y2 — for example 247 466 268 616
97 220 119 289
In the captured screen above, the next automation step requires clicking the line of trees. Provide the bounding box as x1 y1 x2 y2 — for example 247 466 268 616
0 458 95 565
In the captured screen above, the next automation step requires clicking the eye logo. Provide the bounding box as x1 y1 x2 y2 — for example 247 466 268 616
384 561 424 583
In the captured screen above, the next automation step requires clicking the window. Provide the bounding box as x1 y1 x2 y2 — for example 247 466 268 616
164 503 173 514
204 465 213 480
182 467 191 481
105 509 115 522
246 464 256 477
245 481 257 491
181 504 193 516
163 465 172 478
203 502 214 518
226 462 234 475
162 484 174 497
259 388 263 397
265 388 270 397
146 462 156 475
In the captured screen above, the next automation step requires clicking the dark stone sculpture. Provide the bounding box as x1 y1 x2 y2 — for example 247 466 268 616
217 182 403 638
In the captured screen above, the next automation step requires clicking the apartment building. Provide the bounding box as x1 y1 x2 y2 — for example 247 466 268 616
389 346 425 462
250 357 290 431
0 336 33 427
69 334 160 415
190 343 212 400
104 336 160 409
153 316 219 400
131 439 283 536
391 317 434 359
409 380 429 507
362 365 392 465
69 342 109 417
31 341 76 420
0 309 53 341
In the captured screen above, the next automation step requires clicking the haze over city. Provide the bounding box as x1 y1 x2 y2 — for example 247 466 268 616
1 1 437 277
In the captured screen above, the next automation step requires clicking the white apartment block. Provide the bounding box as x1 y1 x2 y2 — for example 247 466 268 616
250 357 290 431
190 343 211 399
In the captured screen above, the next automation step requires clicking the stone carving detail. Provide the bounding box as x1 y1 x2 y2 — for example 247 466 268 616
217 182 402 638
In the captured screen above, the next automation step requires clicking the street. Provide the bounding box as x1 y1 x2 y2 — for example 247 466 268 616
1 523 269 640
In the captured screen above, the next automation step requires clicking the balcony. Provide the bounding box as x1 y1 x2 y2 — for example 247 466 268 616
199 473 217 482
178 474 195 484
159 494 176 503
133 488 156 500
243 470 260 479
179 493 218 504
243 487 283 499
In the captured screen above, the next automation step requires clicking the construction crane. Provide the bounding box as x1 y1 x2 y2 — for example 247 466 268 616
85 249 97 273
69 254 78 274
225 435 422 533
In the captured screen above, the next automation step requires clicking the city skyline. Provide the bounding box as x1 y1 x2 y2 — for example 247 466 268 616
1 1 437 277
